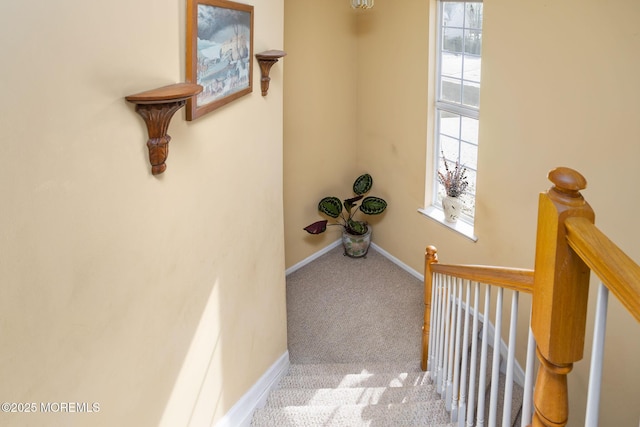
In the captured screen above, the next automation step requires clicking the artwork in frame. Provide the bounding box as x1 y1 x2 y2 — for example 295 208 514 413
186 0 254 121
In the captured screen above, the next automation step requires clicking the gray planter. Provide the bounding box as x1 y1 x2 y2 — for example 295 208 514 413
342 227 372 258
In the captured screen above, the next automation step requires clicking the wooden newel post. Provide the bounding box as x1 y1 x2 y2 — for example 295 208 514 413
422 245 439 371
530 167 595 427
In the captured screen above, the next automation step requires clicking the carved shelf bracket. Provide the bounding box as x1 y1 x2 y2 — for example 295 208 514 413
255 50 287 96
125 83 202 175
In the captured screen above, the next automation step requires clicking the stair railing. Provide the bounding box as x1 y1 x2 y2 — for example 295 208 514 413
422 167 640 427
423 248 537 427
538 172 640 427
530 167 640 427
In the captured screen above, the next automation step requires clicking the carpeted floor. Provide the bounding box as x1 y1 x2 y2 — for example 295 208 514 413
252 245 523 426
251 246 455 426
286 245 424 364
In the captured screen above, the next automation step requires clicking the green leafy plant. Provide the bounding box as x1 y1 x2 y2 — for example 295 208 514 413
303 173 387 236
438 155 469 198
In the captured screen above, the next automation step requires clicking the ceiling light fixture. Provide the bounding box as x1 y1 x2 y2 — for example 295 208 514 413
351 0 374 9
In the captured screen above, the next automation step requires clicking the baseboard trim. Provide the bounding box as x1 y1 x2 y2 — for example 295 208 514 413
286 241 424 282
371 242 424 282
215 351 290 427
372 244 527 385
285 240 342 276
441 298 527 388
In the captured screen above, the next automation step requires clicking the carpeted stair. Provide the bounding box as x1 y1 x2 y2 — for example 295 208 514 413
251 361 455 427
250 346 524 427
261 246 525 426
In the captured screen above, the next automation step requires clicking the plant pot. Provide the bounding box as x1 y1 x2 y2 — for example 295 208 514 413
342 226 372 258
442 195 463 223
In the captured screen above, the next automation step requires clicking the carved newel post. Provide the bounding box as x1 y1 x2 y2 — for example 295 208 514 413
422 245 438 371
126 83 202 175
530 167 595 427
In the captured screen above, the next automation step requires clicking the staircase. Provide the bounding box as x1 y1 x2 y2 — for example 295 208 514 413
251 361 454 426
251 339 524 426
252 168 640 426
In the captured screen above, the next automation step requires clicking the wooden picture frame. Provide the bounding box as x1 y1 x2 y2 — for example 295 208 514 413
186 0 254 121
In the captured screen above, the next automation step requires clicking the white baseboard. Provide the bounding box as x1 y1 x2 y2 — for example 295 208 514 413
215 351 290 427
285 239 342 276
370 242 424 282
482 313 527 388
441 298 526 388
286 241 424 282
370 243 527 386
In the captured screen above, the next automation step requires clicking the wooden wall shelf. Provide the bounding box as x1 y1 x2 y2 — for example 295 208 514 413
255 50 286 96
125 83 202 175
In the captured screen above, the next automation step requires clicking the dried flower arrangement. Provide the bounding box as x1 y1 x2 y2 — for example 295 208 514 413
438 155 469 198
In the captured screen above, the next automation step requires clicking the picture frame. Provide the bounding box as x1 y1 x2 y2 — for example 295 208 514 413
186 0 254 121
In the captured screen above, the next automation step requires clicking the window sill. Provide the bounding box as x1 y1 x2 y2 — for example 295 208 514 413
418 206 478 242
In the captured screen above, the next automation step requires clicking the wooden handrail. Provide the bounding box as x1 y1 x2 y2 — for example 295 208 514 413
421 246 534 371
422 168 640 426
565 216 640 323
431 263 535 294
530 167 594 427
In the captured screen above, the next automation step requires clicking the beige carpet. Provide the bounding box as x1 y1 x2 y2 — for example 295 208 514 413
252 245 523 426
251 246 456 426
286 245 424 364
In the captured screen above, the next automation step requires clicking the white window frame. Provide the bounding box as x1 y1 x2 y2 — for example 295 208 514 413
420 0 482 241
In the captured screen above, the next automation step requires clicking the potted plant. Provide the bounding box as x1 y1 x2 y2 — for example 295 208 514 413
437 155 469 223
303 173 387 257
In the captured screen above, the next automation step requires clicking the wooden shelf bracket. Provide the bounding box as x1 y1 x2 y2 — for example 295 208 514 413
125 83 202 175
255 50 287 96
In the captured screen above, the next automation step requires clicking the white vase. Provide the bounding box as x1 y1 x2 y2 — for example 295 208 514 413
442 195 462 223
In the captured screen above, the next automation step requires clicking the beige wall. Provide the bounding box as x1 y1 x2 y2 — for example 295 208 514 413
477 2 640 425
0 1 286 426
285 0 640 424
283 1 359 267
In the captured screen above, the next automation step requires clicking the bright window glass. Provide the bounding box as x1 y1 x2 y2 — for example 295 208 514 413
433 1 482 222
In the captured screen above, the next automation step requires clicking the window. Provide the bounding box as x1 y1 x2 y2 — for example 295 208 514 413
432 1 482 226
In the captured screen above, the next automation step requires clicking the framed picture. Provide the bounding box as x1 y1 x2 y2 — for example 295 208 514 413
186 0 254 120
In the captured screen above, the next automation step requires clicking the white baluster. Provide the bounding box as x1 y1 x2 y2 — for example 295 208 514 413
466 282 481 427
458 280 472 426
521 323 536 427
440 275 448 393
437 274 447 390
502 291 519 427
432 273 442 382
488 287 503 427
451 278 465 421
446 277 460 411
476 285 491 427
427 270 439 374
441 275 453 395
585 282 609 427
